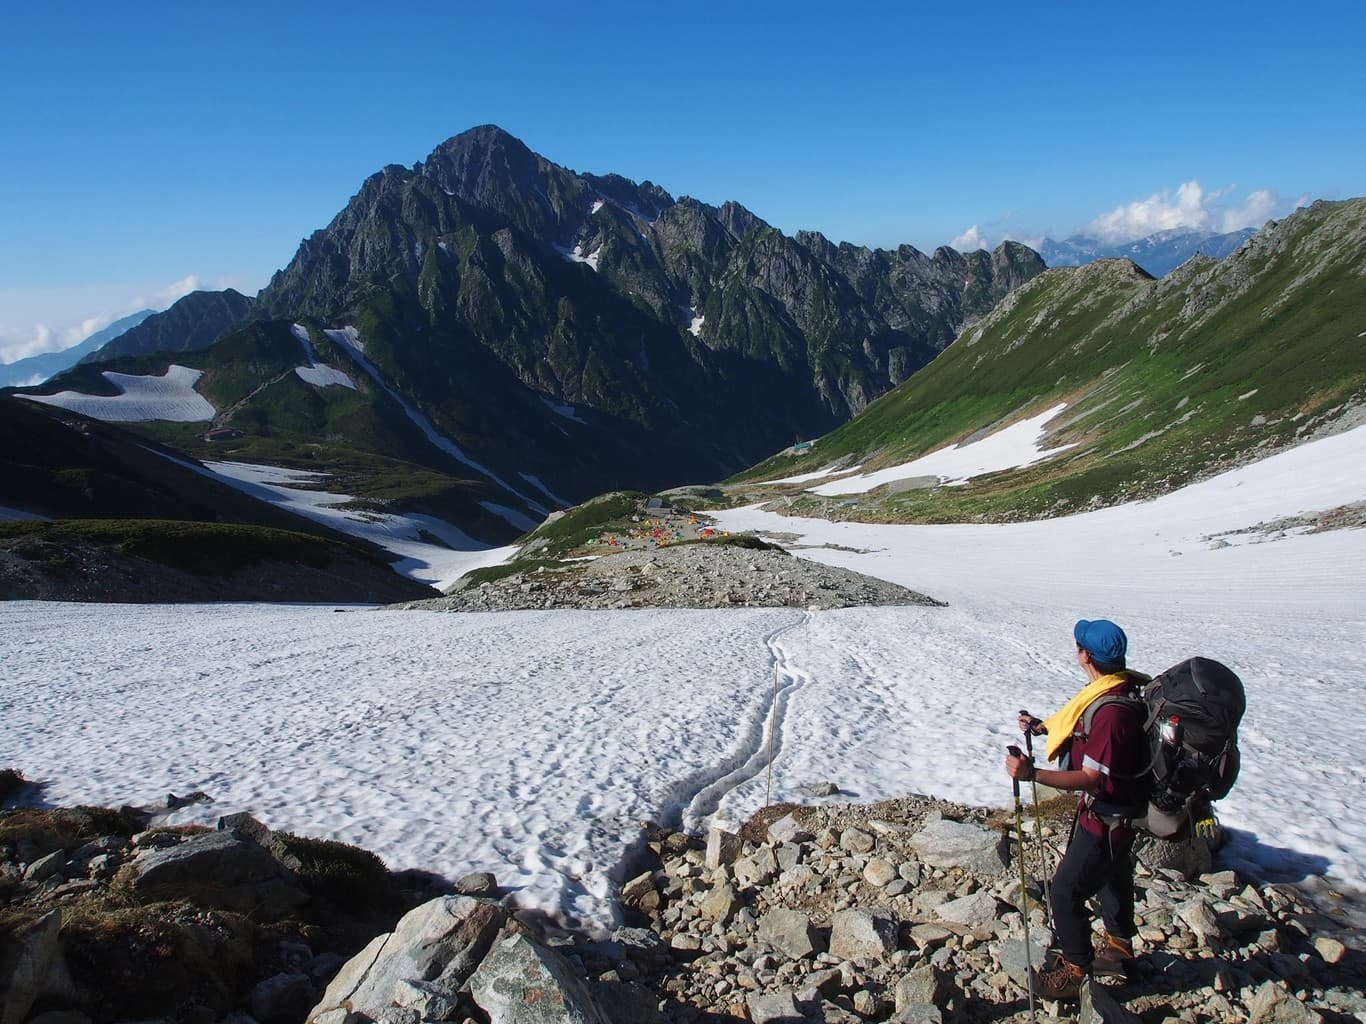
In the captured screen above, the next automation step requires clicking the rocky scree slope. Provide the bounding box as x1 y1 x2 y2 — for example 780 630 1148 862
610 798 1364 1023
3 788 1360 1024
397 540 940 613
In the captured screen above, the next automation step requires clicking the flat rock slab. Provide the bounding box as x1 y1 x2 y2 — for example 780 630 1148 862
906 820 1008 875
127 831 306 917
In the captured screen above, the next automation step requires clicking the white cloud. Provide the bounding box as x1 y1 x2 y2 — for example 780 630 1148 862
1086 181 1212 242
949 225 992 252
0 324 55 365
1219 189 1277 232
0 273 203 366
128 274 201 312
1085 181 1288 244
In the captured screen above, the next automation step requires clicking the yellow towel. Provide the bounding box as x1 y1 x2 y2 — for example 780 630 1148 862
1040 672 1148 762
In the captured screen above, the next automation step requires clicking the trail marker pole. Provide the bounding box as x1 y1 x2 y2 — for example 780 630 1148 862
1009 744 1038 1023
1021 720 1054 933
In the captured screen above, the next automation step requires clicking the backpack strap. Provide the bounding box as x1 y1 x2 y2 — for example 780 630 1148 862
1077 682 1147 741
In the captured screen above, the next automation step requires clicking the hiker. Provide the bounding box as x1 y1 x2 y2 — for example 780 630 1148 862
1005 618 1149 999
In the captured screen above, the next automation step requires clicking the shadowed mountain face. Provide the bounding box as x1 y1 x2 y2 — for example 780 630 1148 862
254 125 1044 505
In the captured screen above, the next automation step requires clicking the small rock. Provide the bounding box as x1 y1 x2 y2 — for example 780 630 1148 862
1078 976 1142 1023
895 963 944 1009
699 883 739 925
1246 978 1324 1023
758 908 823 960
705 827 743 870
840 828 875 855
620 871 656 904
934 891 1000 930
768 813 815 845
23 850 66 883
747 988 803 1024
907 820 1007 875
454 872 497 896
1313 935 1346 965
864 858 898 887
829 908 898 963
251 973 315 1024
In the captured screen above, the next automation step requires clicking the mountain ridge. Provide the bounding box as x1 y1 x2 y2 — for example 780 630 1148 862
735 197 1366 522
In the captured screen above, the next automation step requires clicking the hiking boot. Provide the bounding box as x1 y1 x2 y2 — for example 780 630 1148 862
1034 952 1087 1000
1092 931 1134 977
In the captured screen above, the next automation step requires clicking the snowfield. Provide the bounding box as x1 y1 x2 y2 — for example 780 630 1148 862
20 365 215 422
2 426 1363 932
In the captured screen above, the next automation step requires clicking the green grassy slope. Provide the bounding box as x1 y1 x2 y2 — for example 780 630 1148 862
734 198 1366 522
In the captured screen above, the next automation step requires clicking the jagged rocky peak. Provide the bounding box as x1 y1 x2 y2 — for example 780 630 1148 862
581 171 674 221
420 125 543 198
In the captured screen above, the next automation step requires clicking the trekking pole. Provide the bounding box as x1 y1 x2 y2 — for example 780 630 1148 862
1020 715 1055 934
1008 745 1038 1023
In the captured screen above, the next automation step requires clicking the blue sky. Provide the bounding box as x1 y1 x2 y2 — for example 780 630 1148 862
2 0 1363 363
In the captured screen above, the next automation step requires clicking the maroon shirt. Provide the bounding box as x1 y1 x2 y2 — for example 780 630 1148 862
1068 680 1146 837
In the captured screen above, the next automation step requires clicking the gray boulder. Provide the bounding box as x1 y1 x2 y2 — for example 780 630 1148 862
734 847 779 888
455 871 499 896
23 851 67 884
828 908 898 963
933 891 1000 929
251 972 315 1023
1135 832 1214 879
995 931 1051 988
747 988 805 1024
758 908 823 960
894 963 945 1009
469 931 611 1024
2 910 70 1024
767 813 814 845
1079 977 1142 1023
126 830 307 918
906 820 1008 875
699 882 739 925
218 811 301 870
1247 980 1324 1024
307 895 504 1022
705 827 743 870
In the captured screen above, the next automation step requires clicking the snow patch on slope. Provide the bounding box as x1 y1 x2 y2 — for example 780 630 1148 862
20 365 215 422
290 324 357 391
540 395 588 424
204 460 512 589
811 402 1076 494
323 326 546 519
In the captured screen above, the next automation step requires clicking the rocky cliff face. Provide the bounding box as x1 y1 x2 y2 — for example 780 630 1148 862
256 126 1044 501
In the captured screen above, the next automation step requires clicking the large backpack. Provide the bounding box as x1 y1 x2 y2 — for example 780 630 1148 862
1084 657 1246 839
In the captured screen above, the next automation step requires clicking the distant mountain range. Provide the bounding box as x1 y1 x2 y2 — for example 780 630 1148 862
1036 226 1257 278
0 310 153 388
